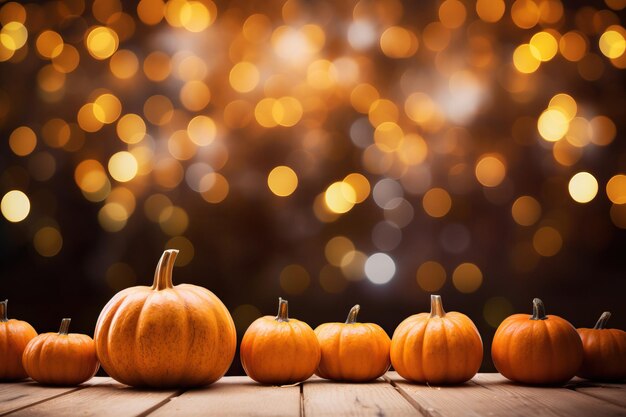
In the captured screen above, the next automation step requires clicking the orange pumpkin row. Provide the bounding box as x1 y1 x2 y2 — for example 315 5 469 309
1 250 625 388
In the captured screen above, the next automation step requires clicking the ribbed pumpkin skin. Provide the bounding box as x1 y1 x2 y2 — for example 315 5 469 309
95 284 236 388
0 304 37 381
22 327 99 386
315 322 390 382
241 299 320 385
577 313 626 382
94 250 237 388
391 311 483 384
492 312 583 385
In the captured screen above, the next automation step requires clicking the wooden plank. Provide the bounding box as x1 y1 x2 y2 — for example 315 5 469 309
6 377 181 417
303 377 422 417
0 378 102 416
388 372 626 417
566 378 626 409
149 376 301 417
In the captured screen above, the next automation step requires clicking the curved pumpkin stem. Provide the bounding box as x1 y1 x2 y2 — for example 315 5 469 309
430 295 446 318
0 299 7 322
152 249 179 291
531 298 547 320
593 311 611 329
276 297 289 322
59 318 71 335
345 305 360 324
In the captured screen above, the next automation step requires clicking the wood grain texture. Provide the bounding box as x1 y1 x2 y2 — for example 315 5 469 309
566 378 626 409
6 378 180 417
303 377 421 417
149 376 301 417
0 378 101 416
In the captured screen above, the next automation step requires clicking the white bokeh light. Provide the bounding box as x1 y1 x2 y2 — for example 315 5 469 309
365 252 396 284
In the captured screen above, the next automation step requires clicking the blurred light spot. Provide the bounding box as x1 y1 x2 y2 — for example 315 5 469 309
529 31 558 61
106 187 136 215
159 206 189 236
374 121 403 152
319 264 348 293
350 84 379 114
475 154 506 187
180 1 213 32
483 297 514 328
280 264 310 295
116 113 146 144
533 226 563 256
452 263 483 293
137 0 165 25
348 20 376 50
538 109 569 142
384 198 414 228
180 80 211 111
33 226 62 257
513 44 540 73
610 204 626 228
422 22 451 51
559 31 587 62
364 253 395 284
422 187 452 218
373 178 403 208
599 30 626 59
168 130 197 160
94 93 122 124
229 62 260 93
549 93 577 121
1 190 30 222
200 173 229 203
98 202 128 232
144 194 172 222
143 94 173 125
86 26 119 60
108 151 138 182
379 26 418 58
36 30 63 59
166 236 195 266
51 44 79 73
372 221 402 251
325 181 356 213
77 103 104 132
341 250 367 281
439 0 466 29
397 133 428 166
589 115 616 146
606 175 626 204
568 172 598 203
325 236 355 267
416 261 446 292
110 49 139 79
9 126 36 156
476 0 505 22
267 166 298 197
153 158 184 189
343 173 370 203
511 0 540 29
511 195 541 226
143 51 171 82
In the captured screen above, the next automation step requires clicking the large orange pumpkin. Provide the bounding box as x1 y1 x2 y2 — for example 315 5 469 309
22 318 99 386
94 249 237 388
240 297 320 385
492 298 583 385
315 305 390 382
0 299 37 380
390 294 483 385
577 311 626 381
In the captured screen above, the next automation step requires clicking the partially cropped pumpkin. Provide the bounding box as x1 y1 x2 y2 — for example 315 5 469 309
241 298 320 385
492 298 583 385
315 305 390 382
0 300 37 380
22 318 99 386
94 249 237 388
390 295 483 385
577 311 626 381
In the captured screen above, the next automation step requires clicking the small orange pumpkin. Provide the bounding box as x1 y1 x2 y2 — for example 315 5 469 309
492 298 583 385
241 297 320 385
22 318 99 386
94 250 237 388
577 311 626 381
390 294 483 385
315 304 390 382
0 299 38 380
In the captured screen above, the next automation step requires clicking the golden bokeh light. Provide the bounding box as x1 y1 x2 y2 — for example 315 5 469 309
324 182 356 214
94 93 122 124
476 0 505 23
110 49 139 79
343 173 370 203
549 93 577 121
530 31 558 62
511 0 540 29
606 175 626 205
513 44 541 74
33 226 63 257
36 30 63 59
537 108 569 142
1 190 30 222
422 188 452 218
511 196 542 226
9 126 37 156
568 172 598 204
86 26 119 60
229 62 260 93
452 263 483 293
379 26 418 58
187 115 217 146
116 114 146 144
439 0 466 29
267 166 298 197
108 152 138 183
533 226 563 257
280 264 310 295
559 31 587 62
200 173 229 203
416 261 446 292
475 154 506 187
599 30 626 59
325 236 355 267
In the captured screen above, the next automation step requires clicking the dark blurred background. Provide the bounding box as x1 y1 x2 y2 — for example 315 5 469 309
1 0 626 375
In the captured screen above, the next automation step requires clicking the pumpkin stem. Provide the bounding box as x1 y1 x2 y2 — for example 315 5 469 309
531 298 547 320
152 249 179 291
59 318 71 335
345 305 360 324
429 294 446 318
0 299 7 322
276 297 289 322
593 311 611 329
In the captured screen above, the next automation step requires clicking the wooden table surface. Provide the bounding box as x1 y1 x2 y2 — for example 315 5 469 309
1 372 624 417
